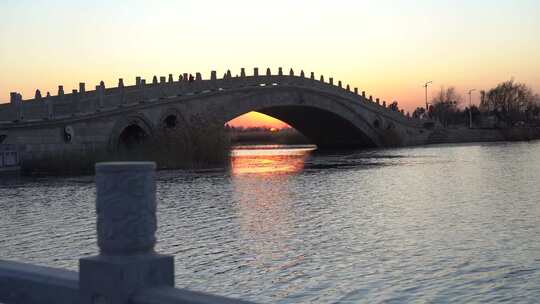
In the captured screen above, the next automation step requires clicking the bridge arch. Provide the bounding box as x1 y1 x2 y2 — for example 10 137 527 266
109 113 155 150
158 107 187 130
212 87 383 148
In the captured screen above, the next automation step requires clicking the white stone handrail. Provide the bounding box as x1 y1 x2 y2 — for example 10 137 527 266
0 162 257 304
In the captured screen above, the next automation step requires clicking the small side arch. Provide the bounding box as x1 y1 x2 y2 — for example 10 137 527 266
109 113 155 150
158 108 188 130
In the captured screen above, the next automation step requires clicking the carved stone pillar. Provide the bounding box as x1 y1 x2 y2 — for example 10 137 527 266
80 162 174 304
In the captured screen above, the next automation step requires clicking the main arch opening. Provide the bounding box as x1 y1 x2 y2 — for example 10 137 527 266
226 111 311 146
225 105 378 149
226 111 316 176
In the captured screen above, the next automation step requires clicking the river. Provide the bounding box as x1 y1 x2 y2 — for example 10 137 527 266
1 142 540 303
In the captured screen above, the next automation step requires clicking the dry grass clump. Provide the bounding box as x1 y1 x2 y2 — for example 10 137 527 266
21 120 230 176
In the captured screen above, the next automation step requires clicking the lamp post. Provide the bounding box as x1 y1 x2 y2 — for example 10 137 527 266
424 81 432 117
468 89 476 128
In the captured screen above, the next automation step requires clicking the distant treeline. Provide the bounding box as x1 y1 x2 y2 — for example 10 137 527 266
411 79 540 128
226 126 311 145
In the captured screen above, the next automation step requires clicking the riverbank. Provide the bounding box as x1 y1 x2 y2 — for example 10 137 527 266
13 126 540 176
228 128 311 146
427 126 540 145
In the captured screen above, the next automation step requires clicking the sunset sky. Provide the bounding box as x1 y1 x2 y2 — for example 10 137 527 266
1 0 539 128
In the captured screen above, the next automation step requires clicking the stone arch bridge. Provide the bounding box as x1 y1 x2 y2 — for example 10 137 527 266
0 68 433 158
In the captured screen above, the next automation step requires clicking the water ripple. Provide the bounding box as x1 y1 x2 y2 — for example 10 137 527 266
2 142 540 303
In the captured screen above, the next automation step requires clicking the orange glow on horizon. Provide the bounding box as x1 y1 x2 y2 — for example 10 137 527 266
227 112 291 129
1 2 539 113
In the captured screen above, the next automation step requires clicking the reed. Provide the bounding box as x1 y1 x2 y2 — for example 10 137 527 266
20 123 230 176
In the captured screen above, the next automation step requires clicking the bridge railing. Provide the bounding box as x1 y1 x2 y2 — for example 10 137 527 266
0 68 414 124
0 162 256 304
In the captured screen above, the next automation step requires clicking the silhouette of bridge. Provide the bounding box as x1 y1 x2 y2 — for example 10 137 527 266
0 67 432 156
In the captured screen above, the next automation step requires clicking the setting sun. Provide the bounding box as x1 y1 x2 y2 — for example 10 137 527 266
227 111 291 129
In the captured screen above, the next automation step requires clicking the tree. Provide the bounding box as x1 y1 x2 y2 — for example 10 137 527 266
481 80 539 125
431 87 462 127
412 107 426 119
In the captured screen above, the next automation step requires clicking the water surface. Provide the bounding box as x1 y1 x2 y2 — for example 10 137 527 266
1 142 540 303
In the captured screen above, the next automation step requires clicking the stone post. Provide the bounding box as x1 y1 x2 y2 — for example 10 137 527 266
320 75 324 83
10 92 23 121
118 79 126 105
193 73 203 91
72 89 79 114
240 68 246 78
58 85 65 97
329 78 333 85
289 68 294 76
266 68 271 77
10 92 19 104
278 67 283 76
140 79 147 102
338 80 342 88
310 72 315 80
168 74 173 84
159 76 166 84
354 88 358 95
376 98 380 105
346 84 350 91
209 71 217 90
97 82 105 109
300 70 305 78
80 82 86 94
362 91 366 98
80 162 174 304
253 67 259 77
152 76 158 84
46 93 54 120
136 77 141 87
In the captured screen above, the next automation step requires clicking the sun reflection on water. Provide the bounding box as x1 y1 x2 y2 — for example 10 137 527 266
229 144 316 284
230 145 316 176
